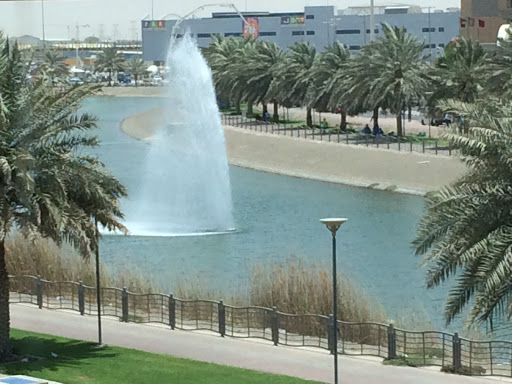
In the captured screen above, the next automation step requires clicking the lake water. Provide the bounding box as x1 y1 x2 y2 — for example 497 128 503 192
85 96 451 330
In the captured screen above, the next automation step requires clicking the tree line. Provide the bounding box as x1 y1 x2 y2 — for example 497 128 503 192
203 23 507 137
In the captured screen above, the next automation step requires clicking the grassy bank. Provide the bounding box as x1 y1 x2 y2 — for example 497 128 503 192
1 329 320 384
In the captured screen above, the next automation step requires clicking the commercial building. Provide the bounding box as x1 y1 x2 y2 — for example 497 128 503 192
460 0 511 44
142 5 460 63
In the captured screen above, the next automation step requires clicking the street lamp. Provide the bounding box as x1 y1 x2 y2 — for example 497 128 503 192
94 219 102 346
320 217 348 384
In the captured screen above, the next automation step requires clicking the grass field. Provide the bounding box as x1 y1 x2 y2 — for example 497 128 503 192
0 330 321 384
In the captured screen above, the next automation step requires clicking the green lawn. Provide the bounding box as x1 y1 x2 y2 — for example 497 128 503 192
0 330 321 384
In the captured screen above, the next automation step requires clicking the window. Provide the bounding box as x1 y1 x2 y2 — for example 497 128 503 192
349 45 361 50
306 14 315 19
292 30 305 36
424 43 436 48
336 29 361 35
439 43 445 48
439 27 445 32
259 31 277 36
197 33 211 38
306 30 315 35
366 29 379 34
224 32 242 37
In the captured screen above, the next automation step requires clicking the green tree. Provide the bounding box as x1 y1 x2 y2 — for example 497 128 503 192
271 41 316 127
204 35 252 115
94 47 126 86
0 38 127 362
488 27 512 99
428 37 487 132
235 40 284 121
348 24 427 136
38 49 69 85
308 42 350 130
125 56 146 86
413 99 512 327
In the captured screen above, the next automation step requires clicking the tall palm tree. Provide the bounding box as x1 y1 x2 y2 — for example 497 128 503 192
308 42 350 130
349 24 427 136
488 27 512 99
429 37 487 132
125 55 146 86
0 39 127 362
94 47 126 86
234 40 284 121
38 49 69 85
413 98 512 327
204 35 253 115
271 41 316 127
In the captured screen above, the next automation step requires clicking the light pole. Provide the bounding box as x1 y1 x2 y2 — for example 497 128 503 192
370 0 375 42
41 0 46 49
94 219 102 345
320 217 348 384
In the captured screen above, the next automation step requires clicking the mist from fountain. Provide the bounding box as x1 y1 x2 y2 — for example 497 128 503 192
126 34 235 236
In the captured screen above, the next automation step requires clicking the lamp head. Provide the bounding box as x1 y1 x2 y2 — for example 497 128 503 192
320 218 348 235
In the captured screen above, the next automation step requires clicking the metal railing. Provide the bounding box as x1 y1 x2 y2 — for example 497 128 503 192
221 114 454 156
9 275 511 377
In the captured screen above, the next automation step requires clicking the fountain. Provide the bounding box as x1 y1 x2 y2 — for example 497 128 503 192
126 34 235 236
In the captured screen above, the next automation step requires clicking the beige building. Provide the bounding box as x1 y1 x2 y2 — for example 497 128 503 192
460 0 511 43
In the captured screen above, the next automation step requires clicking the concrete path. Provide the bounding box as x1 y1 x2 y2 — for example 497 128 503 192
10 304 511 384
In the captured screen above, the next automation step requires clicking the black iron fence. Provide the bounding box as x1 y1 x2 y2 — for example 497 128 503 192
9 275 512 377
221 115 454 156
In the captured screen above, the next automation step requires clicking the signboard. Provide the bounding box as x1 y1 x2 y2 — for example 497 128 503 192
281 15 305 25
143 20 166 29
242 17 259 37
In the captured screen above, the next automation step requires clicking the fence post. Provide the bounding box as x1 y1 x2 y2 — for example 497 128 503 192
435 140 438 155
346 131 349 144
121 287 128 322
271 306 279 346
78 281 85 316
410 140 413 152
453 332 461 373
169 294 176 330
449 143 452 156
327 314 335 355
218 300 226 337
422 140 425 153
36 275 43 309
387 324 396 359
398 139 401 151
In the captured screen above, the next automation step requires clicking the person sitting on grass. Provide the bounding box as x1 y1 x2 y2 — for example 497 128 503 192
362 124 371 135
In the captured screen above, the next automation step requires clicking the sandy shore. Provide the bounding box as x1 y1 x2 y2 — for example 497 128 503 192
121 108 466 196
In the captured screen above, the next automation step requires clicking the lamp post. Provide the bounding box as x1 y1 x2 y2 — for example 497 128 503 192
94 219 102 345
320 217 348 384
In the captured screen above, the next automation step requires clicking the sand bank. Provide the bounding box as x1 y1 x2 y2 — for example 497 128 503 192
120 108 466 195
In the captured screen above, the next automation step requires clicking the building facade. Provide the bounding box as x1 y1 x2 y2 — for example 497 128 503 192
142 5 460 63
460 0 511 44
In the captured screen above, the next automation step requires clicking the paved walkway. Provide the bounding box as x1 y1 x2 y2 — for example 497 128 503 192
10 304 512 384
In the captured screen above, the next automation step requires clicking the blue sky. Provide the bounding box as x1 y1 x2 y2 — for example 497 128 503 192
0 0 460 40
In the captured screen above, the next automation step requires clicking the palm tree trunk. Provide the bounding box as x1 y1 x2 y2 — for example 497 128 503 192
108 70 112 87
135 75 138 87
247 100 254 117
262 104 268 114
306 108 313 127
372 107 379 127
273 102 279 122
408 104 412 122
340 109 347 131
235 95 242 115
0 239 11 362
396 112 403 137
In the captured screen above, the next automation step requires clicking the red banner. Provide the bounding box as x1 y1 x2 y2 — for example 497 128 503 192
242 17 259 37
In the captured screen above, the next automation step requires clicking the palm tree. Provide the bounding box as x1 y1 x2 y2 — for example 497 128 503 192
429 37 487 132
204 35 253 115
0 39 127 361
38 49 69 85
234 40 284 121
413 98 512 328
349 24 427 136
271 41 316 127
308 42 350 130
94 47 126 86
125 55 146 86
488 27 512 98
